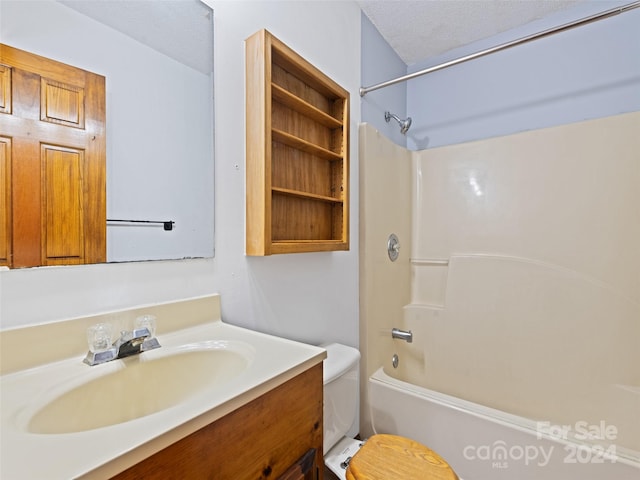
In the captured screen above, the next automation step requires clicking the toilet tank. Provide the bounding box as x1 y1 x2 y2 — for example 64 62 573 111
322 343 361 454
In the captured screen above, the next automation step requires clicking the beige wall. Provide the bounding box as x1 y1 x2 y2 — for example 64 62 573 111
358 123 412 436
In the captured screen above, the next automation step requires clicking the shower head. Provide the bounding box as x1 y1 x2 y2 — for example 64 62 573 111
385 111 412 135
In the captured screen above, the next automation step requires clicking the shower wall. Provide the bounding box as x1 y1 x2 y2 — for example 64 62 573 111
358 123 412 436
359 112 639 455
406 111 640 453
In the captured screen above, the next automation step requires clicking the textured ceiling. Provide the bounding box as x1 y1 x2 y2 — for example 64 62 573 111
358 0 584 65
59 0 213 74
60 0 614 72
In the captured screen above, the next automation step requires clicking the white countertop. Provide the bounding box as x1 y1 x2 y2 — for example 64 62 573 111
1 316 326 479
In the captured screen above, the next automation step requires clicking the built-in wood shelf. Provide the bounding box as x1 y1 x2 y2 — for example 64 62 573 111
272 186 343 204
271 128 343 162
271 83 343 128
246 29 349 255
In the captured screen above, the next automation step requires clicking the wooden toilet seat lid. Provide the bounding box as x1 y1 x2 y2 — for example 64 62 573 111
345 434 459 480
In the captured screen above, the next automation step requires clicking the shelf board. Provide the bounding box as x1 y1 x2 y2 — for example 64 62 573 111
272 128 342 161
271 240 349 254
271 83 342 128
272 187 343 204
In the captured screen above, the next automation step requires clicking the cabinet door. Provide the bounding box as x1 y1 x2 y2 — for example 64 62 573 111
0 44 106 267
277 449 318 480
111 364 324 480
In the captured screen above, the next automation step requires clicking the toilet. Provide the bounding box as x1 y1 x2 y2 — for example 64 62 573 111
322 343 458 480
322 343 363 479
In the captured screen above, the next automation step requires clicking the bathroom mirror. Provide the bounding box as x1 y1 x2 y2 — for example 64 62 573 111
0 0 215 265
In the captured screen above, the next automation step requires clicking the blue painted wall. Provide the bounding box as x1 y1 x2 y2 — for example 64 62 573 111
405 2 640 149
360 12 408 146
361 2 640 150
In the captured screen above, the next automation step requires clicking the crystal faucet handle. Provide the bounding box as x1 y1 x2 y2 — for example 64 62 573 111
86 323 113 353
135 315 157 337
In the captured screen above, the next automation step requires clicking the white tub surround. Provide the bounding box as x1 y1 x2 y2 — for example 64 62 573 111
370 367 640 480
0 294 326 479
405 111 640 454
359 112 640 479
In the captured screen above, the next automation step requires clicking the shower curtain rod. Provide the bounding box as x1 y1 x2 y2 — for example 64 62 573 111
359 1 640 97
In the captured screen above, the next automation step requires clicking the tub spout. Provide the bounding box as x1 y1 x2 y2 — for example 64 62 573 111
391 328 413 343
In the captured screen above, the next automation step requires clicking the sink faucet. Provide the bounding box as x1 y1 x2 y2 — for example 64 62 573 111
113 327 160 358
84 326 161 366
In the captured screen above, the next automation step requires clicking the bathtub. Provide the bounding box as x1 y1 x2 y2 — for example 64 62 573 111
368 367 640 480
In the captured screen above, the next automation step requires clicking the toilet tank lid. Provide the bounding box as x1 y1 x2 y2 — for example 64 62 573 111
321 343 361 384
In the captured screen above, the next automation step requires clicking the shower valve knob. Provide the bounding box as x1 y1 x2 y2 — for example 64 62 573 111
387 233 400 261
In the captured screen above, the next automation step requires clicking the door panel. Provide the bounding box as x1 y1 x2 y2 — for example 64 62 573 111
0 65 11 114
40 77 85 128
41 144 84 264
0 136 10 266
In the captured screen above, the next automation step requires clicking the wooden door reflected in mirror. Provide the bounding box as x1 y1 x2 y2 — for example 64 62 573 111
0 44 106 268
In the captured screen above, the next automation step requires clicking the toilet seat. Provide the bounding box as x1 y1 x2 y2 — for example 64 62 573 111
345 434 459 480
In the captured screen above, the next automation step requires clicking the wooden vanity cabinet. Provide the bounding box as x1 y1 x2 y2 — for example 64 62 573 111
278 448 318 480
111 363 324 480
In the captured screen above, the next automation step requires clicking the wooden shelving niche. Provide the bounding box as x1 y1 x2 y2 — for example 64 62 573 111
246 29 349 255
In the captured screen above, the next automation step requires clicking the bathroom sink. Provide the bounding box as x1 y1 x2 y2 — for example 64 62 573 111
1 297 328 480
26 341 253 434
